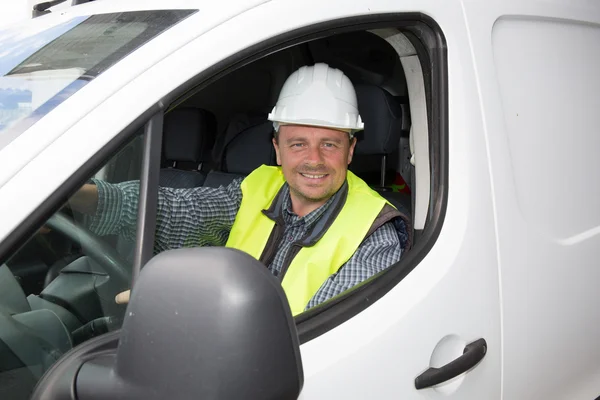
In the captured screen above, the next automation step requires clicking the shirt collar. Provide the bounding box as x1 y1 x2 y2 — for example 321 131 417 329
262 180 347 230
281 184 337 227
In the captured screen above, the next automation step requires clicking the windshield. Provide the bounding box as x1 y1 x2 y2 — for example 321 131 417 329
0 9 196 150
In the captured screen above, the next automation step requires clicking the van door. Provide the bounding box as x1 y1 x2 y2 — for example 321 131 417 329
463 0 600 398
232 0 502 398
79 1 502 398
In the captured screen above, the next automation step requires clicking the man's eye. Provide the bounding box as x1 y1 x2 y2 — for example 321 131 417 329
291 143 304 148
323 143 335 148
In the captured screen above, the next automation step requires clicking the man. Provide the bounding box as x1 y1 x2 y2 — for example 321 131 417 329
73 63 410 315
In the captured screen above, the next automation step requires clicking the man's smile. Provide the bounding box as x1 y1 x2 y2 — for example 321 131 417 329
300 173 328 180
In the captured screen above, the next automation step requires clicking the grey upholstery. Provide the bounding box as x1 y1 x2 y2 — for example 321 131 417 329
211 112 271 170
352 84 412 217
202 171 246 188
204 114 277 188
0 266 72 378
222 120 276 175
0 265 30 315
354 83 410 155
159 108 217 188
350 85 410 188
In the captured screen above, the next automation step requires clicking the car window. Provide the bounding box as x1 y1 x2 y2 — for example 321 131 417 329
0 9 196 149
0 134 144 400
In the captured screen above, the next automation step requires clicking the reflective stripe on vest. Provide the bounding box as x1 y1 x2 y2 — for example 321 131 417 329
225 165 387 315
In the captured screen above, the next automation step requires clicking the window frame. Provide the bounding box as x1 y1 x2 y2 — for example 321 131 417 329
0 104 163 274
159 13 449 343
0 12 448 344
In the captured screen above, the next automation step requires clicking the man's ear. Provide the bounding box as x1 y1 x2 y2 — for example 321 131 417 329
272 138 282 165
347 137 357 164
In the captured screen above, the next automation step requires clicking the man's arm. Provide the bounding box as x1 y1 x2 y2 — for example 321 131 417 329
305 220 404 310
69 183 99 215
71 178 243 249
152 181 243 250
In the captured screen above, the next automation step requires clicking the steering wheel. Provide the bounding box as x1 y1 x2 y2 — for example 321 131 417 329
45 213 132 289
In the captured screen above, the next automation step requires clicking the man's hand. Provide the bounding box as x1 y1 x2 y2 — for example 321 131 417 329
115 289 131 304
38 225 52 235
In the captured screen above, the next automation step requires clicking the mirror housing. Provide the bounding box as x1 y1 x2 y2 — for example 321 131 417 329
75 247 303 400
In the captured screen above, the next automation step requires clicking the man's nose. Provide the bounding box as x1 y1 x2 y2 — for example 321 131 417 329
305 145 325 165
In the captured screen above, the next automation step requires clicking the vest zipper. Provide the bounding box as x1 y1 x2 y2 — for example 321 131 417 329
261 221 284 268
279 243 302 281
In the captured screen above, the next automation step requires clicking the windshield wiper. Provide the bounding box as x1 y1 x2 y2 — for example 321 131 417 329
32 0 94 18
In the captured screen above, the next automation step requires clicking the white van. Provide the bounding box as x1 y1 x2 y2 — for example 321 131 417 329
0 0 82 28
0 0 598 399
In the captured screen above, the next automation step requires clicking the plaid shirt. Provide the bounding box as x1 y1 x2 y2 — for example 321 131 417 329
91 177 405 310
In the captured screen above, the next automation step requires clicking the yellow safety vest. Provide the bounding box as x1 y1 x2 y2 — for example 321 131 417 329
225 165 388 315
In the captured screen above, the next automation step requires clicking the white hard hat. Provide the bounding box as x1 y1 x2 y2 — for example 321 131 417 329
268 63 364 134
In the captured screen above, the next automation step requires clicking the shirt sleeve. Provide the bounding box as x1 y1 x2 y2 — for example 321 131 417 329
305 220 404 310
89 179 243 251
89 179 141 238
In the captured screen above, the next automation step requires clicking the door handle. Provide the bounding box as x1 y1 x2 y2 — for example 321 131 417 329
415 338 487 389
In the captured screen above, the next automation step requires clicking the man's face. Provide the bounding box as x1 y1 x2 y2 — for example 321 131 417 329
273 125 357 210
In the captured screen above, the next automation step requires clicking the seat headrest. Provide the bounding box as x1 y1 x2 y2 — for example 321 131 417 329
354 84 406 155
163 108 216 163
222 116 277 175
213 112 267 164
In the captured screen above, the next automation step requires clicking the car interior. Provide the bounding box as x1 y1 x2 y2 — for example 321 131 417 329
0 27 429 399
161 30 414 214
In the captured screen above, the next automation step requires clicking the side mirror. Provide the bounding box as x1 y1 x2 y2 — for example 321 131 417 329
75 247 303 400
